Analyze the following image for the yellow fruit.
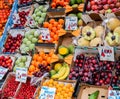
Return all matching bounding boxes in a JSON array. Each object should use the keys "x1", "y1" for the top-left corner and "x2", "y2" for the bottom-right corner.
[{"x1": 54, "y1": 63, "x2": 62, "y2": 71}]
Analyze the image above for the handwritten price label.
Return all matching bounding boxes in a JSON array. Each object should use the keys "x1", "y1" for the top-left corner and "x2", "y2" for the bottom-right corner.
[
  {"x1": 12, "y1": 13, "x2": 21, "y2": 24},
  {"x1": 39, "y1": 86, "x2": 56, "y2": 99},
  {"x1": 27, "y1": 16, "x2": 36, "y2": 27},
  {"x1": 65, "y1": 17, "x2": 77, "y2": 30},
  {"x1": 0, "y1": 67, "x2": 8, "y2": 80},
  {"x1": 98, "y1": 46, "x2": 114, "y2": 61},
  {"x1": 16, "y1": 67, "x2": 27, "y2": 83},
  {"x1": 40, "y1": 28, "x2": 50, "y2": 40}
]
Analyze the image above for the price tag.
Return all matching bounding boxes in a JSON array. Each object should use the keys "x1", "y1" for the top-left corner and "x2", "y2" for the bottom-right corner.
[
  {"x1": 12, "y1": 13, "x2": 21, "y2": 24},
  {"x1": 65, "y1": 17, "x2": 77, "y2": 30},
  {"x1": 98, "y1": 46, "x2": 114, "y2": 61},
  {"x1": 27, "y1": 16, "x2": 36, "y2": 27},
  {"x1": 108, "y1": 90, "x2": 120, "y2": 99},
  {"x1": 39, "y1": 86, "x2": 56, "y2": 99},
  {"x1": 40, "y1": 28, "x2": 50, "y2": 40},
  {"x1": 16, "y1": 67, "x2": 27, "y2": 83},
  {"x1": 0, "y1": 67, "x2": 8, "y2": 80}
]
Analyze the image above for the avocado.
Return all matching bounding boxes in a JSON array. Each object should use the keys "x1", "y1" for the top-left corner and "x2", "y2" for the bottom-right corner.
[
  {"x1": 72, "y1": 4, "x2": 79, "y2": 8},
  {"x1": 68, "y1": 14, "x2": 77, "y2": 17},
  {"x1": 77, "y1": 0, "x2": 82, "y2": 3},
  {"x1": 77, "y1": 12, "x2": 82, "y2": 19},
  {"x1": 70, "y1": 0, "x2": 76, "y2": 5},
  {"x1": 68, "y1": 45, "x2": 74, "y2": 54},
  {"x1": 89, "y1": 90, "x2": 99, "y2": 99}
]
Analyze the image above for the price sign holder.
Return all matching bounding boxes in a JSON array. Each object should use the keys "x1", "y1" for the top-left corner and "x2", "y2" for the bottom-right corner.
[
  {"x1": 39, "y1": 86, "x2": 56, "y2": 99},
  {"x1": 98, "y1": 46, "x2": 114, "y2": 61},
  {"x1": 0, "y1": 67, "x2": 8, "y2": 80},
  {"x1": 40, "y1": 28, "x2": 50, "y2": 40},
  {"x1": 65, "y1": 17, "x2": 77, "y2": 30},
  {"x1": 16, "y1": 67, "x2": 27, "y2": 83}
]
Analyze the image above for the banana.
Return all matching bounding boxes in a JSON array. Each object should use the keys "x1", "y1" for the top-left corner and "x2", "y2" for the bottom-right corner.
[
  {"x1": 58, "y1": 64, "x2": 70, "y2": 80},
  {"x1": 51, "y1": 66, "x2": 66, "y2": 79}
]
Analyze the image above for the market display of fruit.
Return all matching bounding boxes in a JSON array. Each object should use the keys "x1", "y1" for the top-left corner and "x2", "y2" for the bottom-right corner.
[
  {"x1": 1, "y1": 0, "x2": 120, "y2": 99},
  {"x1": 2, "y1": 76, "x2": 20, "y2": 98},
  {"x1": 0, "y1": 55, "x2": 14, "y2": 70},
  {"x1": 32, "y1": 5, "x2": 48, "y2": 26},
  {"x1": 3, "y1": 34, "x2": 23, "y2": 53},
  {"x1": 20, "y1": 29, "x2": 39, "y2": 53},
  {"x1": 15, "y1": 80, "x2": 36, "y2": 99},
  {"x1": 87, "y1": 0, "x2": 120, "y2": 14},
  {"x1": 36, "y1": 79, "x2": 74, "y2": 99}
]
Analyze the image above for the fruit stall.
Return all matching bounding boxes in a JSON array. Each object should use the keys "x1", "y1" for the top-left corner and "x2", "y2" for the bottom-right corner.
[{"x1": 1, "y1": 0, "x2": 120, "y2": 99}]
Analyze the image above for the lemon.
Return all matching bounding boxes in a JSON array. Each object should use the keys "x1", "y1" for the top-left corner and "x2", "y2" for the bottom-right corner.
[{"x1": 54, "y1": 63, "x2": 62, "y2": 72}]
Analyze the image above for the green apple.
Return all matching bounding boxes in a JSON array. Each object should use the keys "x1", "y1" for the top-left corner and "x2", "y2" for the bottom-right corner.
[
  {"x1": 38, "y1": 18, "x2": 44, "y2": 24},
  {"x1": 21, "y1": 56, "x2": 27, "y2": 62},
  {"x1": 35, "y1": 8, "x2": 39, "y2": 14},
  {"x1": 15, "y1": 59, "x2": 21, "y2": 65},
  {"x1": 24, "y1": 47, "x2": 29, "y2": 52},
  {"x1": 23, "y1": 38, "x2": 28, "y2": 44},
  {"x1": 28, "y1": 35, "x2": 34, "y2": 40},
  {"x1": 13, "y1": 66, "x2": 17, "y2": 72},
  {"x1": 77, "y1": 12, "x2": 82, "y2": 19},
  {"x1": 34, "y1": 31, "x2": 39, "y2": 37},
  {"x1": 29, "y1": 44, "x2": 35, "y2": 50},
  {"x1": 32, "y1": 38, "x2": 38, "y2": 43},
  {"x1": 20, "y1": 44, "x2": 26, "y2": 50},
  {"x1": 42, "y1": 8, "x2": 47, "y2": 12},
  {"x1": 41, "y1": 13, "x2": 46, "y2": 18},
  {"x1": 38, "y1": 6, "x2": 44, "y2": 10},
  {"x1": 35, "y1": 17, "x2": 40, "y2": 22},
  {"x1": 18, "y1": 62, "x2": 25, "y2": 67},
  {"x1": 26, "y1": 41, "x2": 31, "y2": 46},
  {"x1": 36, "y1": 11, "x2": 42, "y2": 16},
  {"x1": 30, "y1": 29, "x2": 36, "y2": 35},
  {"x1": 32, "y1": 14, "x2": 36, "y2": 19}
]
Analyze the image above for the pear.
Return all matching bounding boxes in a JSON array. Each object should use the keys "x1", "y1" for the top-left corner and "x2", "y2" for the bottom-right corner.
[
  {"x1": 90, "y1": 37, "x2": 102, "y2": 47},
  {"x1": 107, "y1": 18, "x2": 120, "y2": 31},
  {"x1": 94, "y1": 26, "x2": 104, "y2": 37},
  {"x1": 78, "y1": 37, "x2": 90, "y2": 46},
  {"x1": 114, "y1": 26, "x2": 120, "y2": 36}
]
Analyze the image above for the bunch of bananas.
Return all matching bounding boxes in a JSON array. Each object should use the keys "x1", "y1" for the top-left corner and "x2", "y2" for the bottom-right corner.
[{"x1": 51, "y1": 63, "x2": 70, "y2": 80}]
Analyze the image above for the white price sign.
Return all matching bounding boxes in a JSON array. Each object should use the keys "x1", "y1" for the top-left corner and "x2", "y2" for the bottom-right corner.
[
  {"x1": 65, "y1": 17, "x2": 77, "y2": 30},
  {"x1": 40, "y1": 28, "x2": 50, "y2": 40},
  {"x1": 98, "y1": 46, "x2": 114, "y2": 61},
  {"x1": 39, "y1": 86, "x2": 56, "y2": 99},
  {"x1": 0, "y1": 67, "x2": 8, "y2": 80},
  {"x1": 16, "y1": 67, "x2": 27, "y2": 83},
  {"x1": 12, "y1": 13, "x2": 21, "y2": 24},
  {"x1": 27, "y1": 16, "x2": 36, "y2": 27}
]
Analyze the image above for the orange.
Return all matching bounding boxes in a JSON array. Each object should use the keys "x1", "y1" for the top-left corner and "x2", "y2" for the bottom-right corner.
[
  {"x1": 33, "y1": 54, "x2": 38, "y2": 60},
  {"x1": 31, "y1": 60, "x2": 36, "y2": 66},
  {"x1": 58, "y1": 19, "x2": 64, "y2": 25},
  {"x1": 49, "y1": 50, "x2": 54, "y2": 57},
  {"x1": 57, "y1": 24, "x2": 62, "y2": 30},
  {"x1": 29, "y1": 65, "x2": 35, "y2": 72},
  {"x1": 66, "y1": 83, "x2": 72, "y2": 88},
  {"x1": 53, "y1": 35, "x2": 58, "y2": 41},
  {"x1": 49, "y1": 19, "x2": 55, "y2": 24},
  {"x1": 50, "y1": 32, "x2": 54, "y2": 38},
  {"x1": 48, "y1": 24, "x2": 53, "y2": 30},
  {"x1": 47, "y1": 57, "x2": 51, "y2": 64},
  {"x1": 48, "y1": 38, "x2": 53, "y2": 43},
  {"x1": 43, "y1": 22, "x2": 49, "y2": 28},
  {"x1": 42, "y1": 61, "x2": 47, "y2": 66},
  {"x1": 37, "y1": 56, "x2": 43, "y2": 62},
  {"x1": 39, "y1": 51, "x2": 45, "y2": 57},
  {"x1": 34, "y1": 61, "x2": 40, "y2": 67},
  {"x1": 52, "y1": 27, "x2": 57, "y2": 32},
  {"x1": 53, "y1": 22, "x2": 58, "y2": 27}
]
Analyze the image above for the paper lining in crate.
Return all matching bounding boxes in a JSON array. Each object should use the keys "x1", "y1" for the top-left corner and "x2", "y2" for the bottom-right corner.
[
  {"x1": 2, "y1": 29, "x2": 25, "y2": 54},
  {"x1": 77, "y1": 83, "x2": 108, "y2": 99},
  {"x1": 1, "y1": 72, "x2": 20, "y2": 98},
  {"x1": 0, "y1": 54, "x2": 16, "y2": 71},
  {"x1": 34, "y1": 77, "x2": 76, "y2": 99}
]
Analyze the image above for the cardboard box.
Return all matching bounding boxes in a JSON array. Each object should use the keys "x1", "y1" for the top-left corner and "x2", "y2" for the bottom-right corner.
[{"x1": 77, "y1": 84, "x2": 108, "y2": 99}]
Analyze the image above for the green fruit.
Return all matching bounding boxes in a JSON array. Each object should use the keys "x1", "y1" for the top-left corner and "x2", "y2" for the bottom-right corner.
[
  {"x1": 76, "y1": 0, "x2": 82, "y2": 3},
  {"x1": 32, "y1": 14, "x2": 36, "y2": 19},
  {"x1": 54, "y1": 63, "x2": 62, "y2": 72},
  {"x1": 24, "y1": 47, "x2": 29, "y2": 52},
  {"x1": 30, "y1": 30, "x2": 35, "y2": 35},
  {"x1": 78, "y1": 19, "x2": 83, "y2": 26},
  {"x1": 41, "y1": 13, "x2": 46, "y2": 18},
  {"x1": 29, "y1": 44, "x2": 35, "y2": 50},
  {"x1": 68, "y1": 45, "x2": 74, "y2": 54},
  {"x1": 15, "y1": 59, "x2": 21, "y2": 65},
  {"x1": 35, "y1": 8, "x2": 39, "y2": 13},
  {"x1": 32, "y1": 38, "x2": 38, "y2": 43},
  {"x1": 23, "y1": 38, "x2": 28, "y2": 44},
  {"x1": 13, "y1": 66, "x2": 17, "y2": 72},
  {"x1": 38, "y1": 18, "x2": 44, "y2": 24},
  {"x1": 68, "y1": 14, "x2": 77, "y2": 17},
  {"x1": 38, "y1": 6, "x2": 44, "y2": 10},
  {"x1": 72, "y1": 4, "x2": 78, "y2": 8},
  {"x1": 21, "y1": 56, "x2": 27, "y2": 62},
  {"x1": 77, "y1": 12, "x2": 82, "y2": 19},
  {"x1": 28, "y1": 35, "x2": 34, "y2": 40},
  {"x1": 70, "y1": 0, "x2": 76, "y2": 5},
  {"x1": 20, "y1": 44, "x2": 26, "y2": 49},
  {"x1": 35, "y1": 17, "x2": 40, "y2": 22},
  {"x1": 18, "y1": 62, "x2": 25, "y2": 67},
  {"x1": 34, "y1": 31, "x2": 39, "y2": 37},
  {"x1": 26, "y1": 41, "x2": 31, "y2": 46},
  {"x1": 58, "y1": 54, "x2": 64, "y2": 59},
  {"x1": 89, "y1": 90, "x2": 99, "y2": 99},
  {"x1": 50, "y1": 70, "x2": 56, "y2": 77},
  {"x1": 58, "y1": 46, "x2": 69, "y2": 56},
  {"x1": 42, "y1": 8, "x2": 47, "y2": 12},
  {"x1": 36, "y1": 11, "x2": 42, "y2": 16}
]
